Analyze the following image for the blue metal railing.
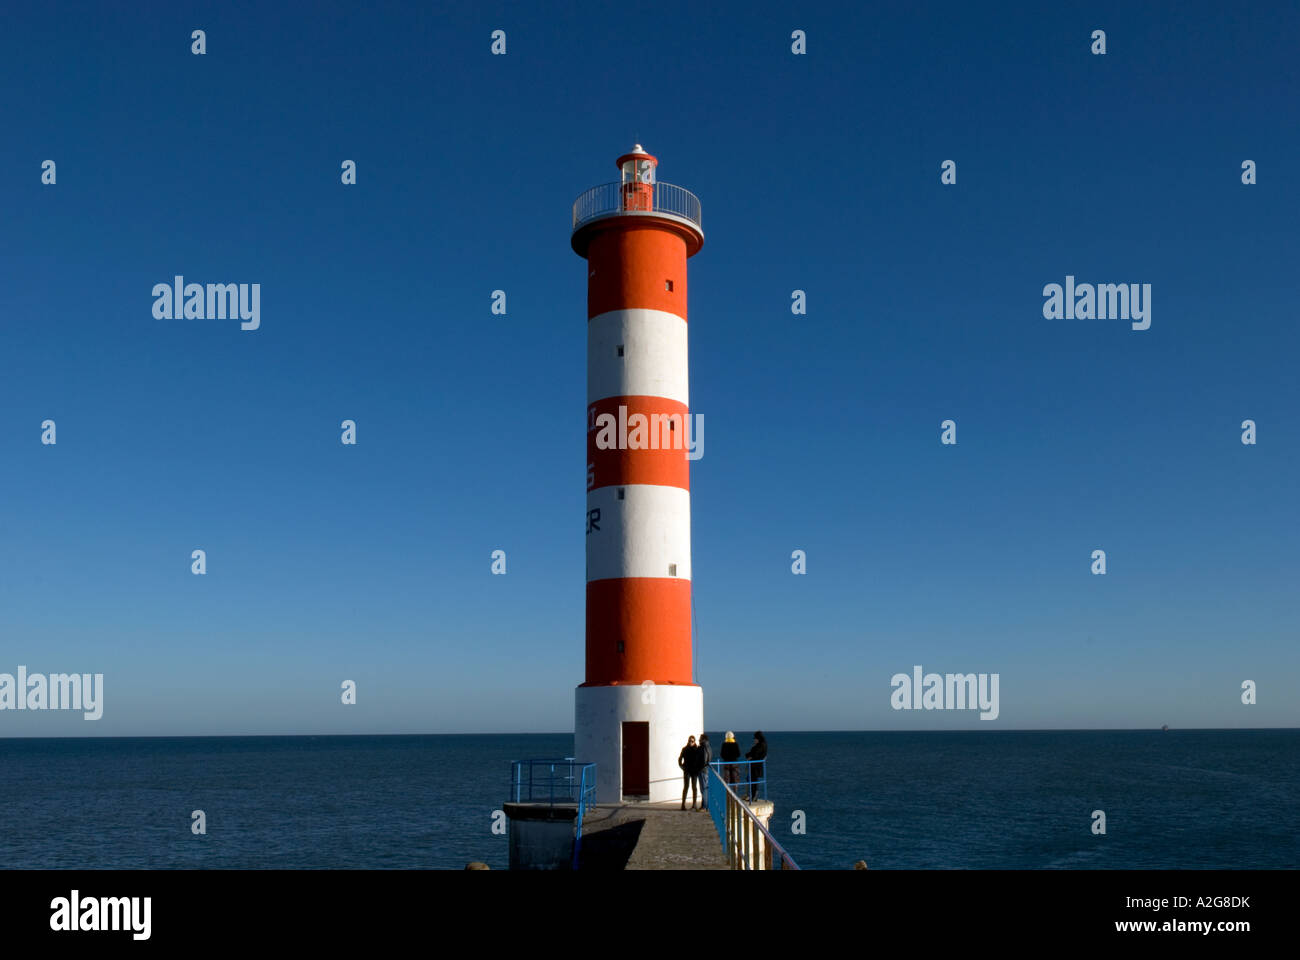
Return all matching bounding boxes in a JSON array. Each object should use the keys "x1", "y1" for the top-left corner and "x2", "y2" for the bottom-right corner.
[
  {"x1": 509, "y1": 759, "x2": 597, "y2": 869},
  {"x1": 710, "y1": 759, "x2": 767, "y2": 802},
  {"x1": 706, "y1": 766, "x2": 727, "y2": 854},
  {"x1": 706, "y1": 761, "x2": 799, "y2": 870}
]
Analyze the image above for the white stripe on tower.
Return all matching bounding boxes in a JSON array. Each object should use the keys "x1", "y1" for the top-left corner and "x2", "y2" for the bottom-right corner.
[
  {"x1": 588, "y1": 308, "x2": 689, "y2": 406},
  {"x1": 585, "y1": 485, "x2": 692, "y2": 582}
]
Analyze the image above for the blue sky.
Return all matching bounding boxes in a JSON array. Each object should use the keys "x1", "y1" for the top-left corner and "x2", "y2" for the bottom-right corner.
[{"x1": 1, "y1": 1, "x2": 1296, "y2": 735}]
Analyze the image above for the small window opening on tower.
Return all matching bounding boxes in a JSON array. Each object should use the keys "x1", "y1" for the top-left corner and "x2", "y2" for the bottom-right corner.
[
  {"x1": 617, "y1": 641, "x2": 625, "y2": 653},
  {"x1": 668, "y1": 563, "x2": 678, "y2": 577},
  {"x1": 616, "y1": 344, "x2": 624, "y2": 357},
  {"x1": 617, "y1": 487, "x2": 625, "y2": 500},
  {"x1": 665, "y1": 279, "x2": 674, "y2": 292}
]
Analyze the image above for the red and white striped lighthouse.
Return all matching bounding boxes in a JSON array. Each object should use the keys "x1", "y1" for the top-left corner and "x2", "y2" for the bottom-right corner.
[{"x1": 572, "y1": 145, "x2": 704, "y2": 804}]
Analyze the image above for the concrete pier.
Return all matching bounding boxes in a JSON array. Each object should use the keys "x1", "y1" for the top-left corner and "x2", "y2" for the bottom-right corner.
[{"x1": 575, "y1": 802, "x2": 728, "y2": 870}]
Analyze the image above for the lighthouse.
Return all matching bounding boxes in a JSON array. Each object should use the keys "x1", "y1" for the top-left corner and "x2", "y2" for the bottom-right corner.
[{"x1": 572, "y1": 146, "x2": 704, "y2": 804}]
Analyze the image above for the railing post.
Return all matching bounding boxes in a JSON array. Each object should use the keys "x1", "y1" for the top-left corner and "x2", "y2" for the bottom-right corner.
[
  {"x1": 740, "y1": 812, "x2": 746, "y2": 870},
  {"x1": 724, "y1": 794, "x2": 731, "y2": 867},
  {"x1": 740, "y1": 812, "x2": 747, "y2": 870},
  {"x1": 728, "y1": 794, "x2": 737, "y2": 868},
  {"x1": 733, "y1": 790, "x2": 743, "y2": 868},
  {"x1": 736, "y1": 789, "x2": 744, "y2": 867},
  {"x1": 735, "y1": 798, "x2": 743, "y2": 869},
  {"x1": 728, "y1": 796, "x2": 736, "y2": 869},
  {"x1": 745, "y1": 811, "x2": 753, "y2": 870}
]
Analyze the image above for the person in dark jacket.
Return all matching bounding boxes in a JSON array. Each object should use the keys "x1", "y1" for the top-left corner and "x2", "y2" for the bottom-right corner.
[
  {"x1": 698, "y1": 734, "x2": 713, "y2": 810},
  {"x1": 678, "y1": 736, "x2": 705, "y2": 810},
  {"x1": 745, "y1": 731, "x2": 768, "y2": 800},
  {"x1": 720, "y1": 731, "x2": 742, "y2": 787}
]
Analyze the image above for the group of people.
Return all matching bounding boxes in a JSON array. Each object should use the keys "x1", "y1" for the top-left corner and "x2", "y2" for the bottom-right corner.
[{"x1": 677, "y1": 731, "x2": 768, "y2": 810}]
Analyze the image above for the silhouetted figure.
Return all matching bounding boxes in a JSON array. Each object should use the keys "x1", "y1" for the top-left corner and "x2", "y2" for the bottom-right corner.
[
  {"x1": 698, "y1": 733, "x2": 713, "y2": 810},
  {"x1": 745, "y1": 731, "x2": 768, "y2": 800},
  {"x1": 678, "y1": 736, "x2": 705, "y2": 810},
  {"x1": 720, "y1": 731, "x2": 741, "y2": 788}
]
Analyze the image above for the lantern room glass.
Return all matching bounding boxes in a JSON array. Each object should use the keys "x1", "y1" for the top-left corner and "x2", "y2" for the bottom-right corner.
[{"x1": 622, "y1": 158, "x2": 654, "y2": 185}]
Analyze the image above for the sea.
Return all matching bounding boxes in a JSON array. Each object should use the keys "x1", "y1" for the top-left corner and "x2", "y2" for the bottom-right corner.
[{"x1": 1, "y1": 730, "x2": 1295, "y2": 870}]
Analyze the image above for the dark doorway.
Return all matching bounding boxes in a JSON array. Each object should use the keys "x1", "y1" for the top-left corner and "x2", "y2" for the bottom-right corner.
[{"x1": 621, "y1": 721, "x2": 649, "y2": 797}]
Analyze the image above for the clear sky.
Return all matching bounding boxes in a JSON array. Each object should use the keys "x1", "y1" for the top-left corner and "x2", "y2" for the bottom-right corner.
[{"x1": 2, "y1": 1, "x2": 1296, "y2": 735}]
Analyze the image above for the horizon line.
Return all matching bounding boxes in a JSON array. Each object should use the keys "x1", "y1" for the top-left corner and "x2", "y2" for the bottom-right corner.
[{"x1": 1, "y1": 726, "x2": 1296, "y2": 741}]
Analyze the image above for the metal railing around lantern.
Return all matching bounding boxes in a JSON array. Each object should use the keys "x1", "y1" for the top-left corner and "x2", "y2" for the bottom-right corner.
[{"x1": 571, "y1": 181, "x2": 703, "y2": 234}]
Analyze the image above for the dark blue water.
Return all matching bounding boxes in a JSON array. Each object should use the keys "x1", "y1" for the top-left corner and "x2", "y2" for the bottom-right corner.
[{"x1": 1, "y1": 731, "x2": 1295, "y2": 869}]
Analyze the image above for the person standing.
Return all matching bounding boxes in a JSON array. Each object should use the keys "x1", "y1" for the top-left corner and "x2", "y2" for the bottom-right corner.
[
  {"x1": 720, "y1": 731, "x2": 741, "y2": 789},
  {"x1": 698, "y1": 733, "x2": 713, "y2": 810},
  {"x1": 745, "y1": 731, "x2": 768, "y2": 801},
  {"x1": 678, "y1": 735, "x2": 704, "y2": 810}
]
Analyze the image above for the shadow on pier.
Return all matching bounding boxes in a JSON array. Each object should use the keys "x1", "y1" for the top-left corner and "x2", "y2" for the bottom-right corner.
[{"x1": 576, "y1": 803, "x2": 728, "y2": 871}]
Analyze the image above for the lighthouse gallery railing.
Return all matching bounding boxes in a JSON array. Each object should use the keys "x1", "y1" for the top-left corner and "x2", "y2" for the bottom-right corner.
[{"x1": 571, "y1": 181, "x2": 702, "y2": 233}]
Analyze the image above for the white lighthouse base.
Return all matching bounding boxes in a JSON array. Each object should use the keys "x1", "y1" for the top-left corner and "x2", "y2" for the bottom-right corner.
[{"x1": 574, "y1": 684, "x2": 704, "y2": 805}]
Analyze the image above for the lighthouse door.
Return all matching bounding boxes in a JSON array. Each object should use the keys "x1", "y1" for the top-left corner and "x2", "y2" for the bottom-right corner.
[{"x1": 621, "y1": 722, "x2": 650, "y2": 798}]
